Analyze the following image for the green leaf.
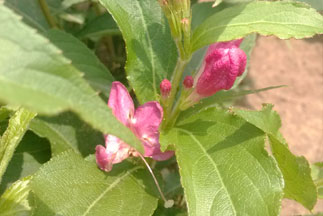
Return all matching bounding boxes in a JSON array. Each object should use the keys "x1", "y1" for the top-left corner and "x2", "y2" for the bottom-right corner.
[
  {"x1": 46, "y1": 29, "x2": 115, "y2": 98},
  {"x1": 164, "y1": 108, "x2": 283, "y2": 215},
  {"x1": 0, "y1": 176, "x2": 32, "y2": 216},
  {"x1": 191, "y1": 2, "x2": 232, "y2": 30},
  {"x1": 234, "y1": 104, "x2": 317, "y2": 210},
  {"x1": 29, "y1": 112, "x2": 103, "y2": 156},
  {"x1": 269, "y1": 136, "x2": 317, "y2": 209},
  {"x1": 192, "y1": 1, "x2": 323, "y2": 51},
  {"x1": 232, "y1": 33, "x2": 256, "y2": 88},
  {"x1": 4, "y1": 0, "x2": 49, "y2": 31},
  {"x1": 178, "y1": 86, "x2": 284, "y2": 123},
  {"x1": 0, "y1": 106, "x2": 11, "y2": 123},
  {"x1": 0, "y1": 131, "x2": 51, "y2": 194},
  {"x1": 77, "y1": 13, "x2": 120, "y2": 39},
  {"x1": 0, "y1": 5, "x2": 143, "y2": 153},
  {"x1": 31, "y1": 151, "x2": 158, "y2": 216},
  {"x1": 311, "y1": 162, "x2": 323, "y2": 199},
  {"x1": 99, "y1": 0, "x2": 178, "y2": 103},
  {"x1": 0, "y1": 108, "x2": 36, "y2": 183}
]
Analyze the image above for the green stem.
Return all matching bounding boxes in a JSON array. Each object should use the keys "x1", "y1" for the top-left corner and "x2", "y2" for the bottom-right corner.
[
  {"x1": 162, "y1": 57, "x2": 188, "y2": 129},
  {"x1": 38, "y1": 0, "x2": 58, "y2": 28},
  {"x1": 0, "y1": 108, "x2": 36, "y2": 183}
]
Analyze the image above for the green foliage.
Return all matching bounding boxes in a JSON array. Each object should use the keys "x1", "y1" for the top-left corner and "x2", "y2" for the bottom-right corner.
[
  {"x1": 0, "y1": 108, "x2": 37, "y2": 183},
  {"x1": 234, "y1": 105, "x2": 317, "y2": 210},
  {"x1": 177, "y1": 86, "x2": 284, "y2": 125},
  {"x1": 0, "y1": 5, "x2": 143, "y2": 153},
  {"x1": 0, "y1": 131, "x2": 51, "y2": 194},
  {"x1": 29, "y1": 112, "x2": 103, "y2": 156},
  {"x1": 46, "y1": 29, "x2": 115, "y2": 99},
  {"x1": 0, "y1": 176, "x2": 32, "y2": 216},
  {"x1": 99, "y1": 0, "x2": 178, "y2": 103},
  {"x1": 31, "y1": 151, "x2": 158, "y2": 216},
  {"x1": 0, "y1": 0, "x2": 321, "y2": 214},
  {"x1": 192, "y1": 1, "x2": 323, "y2": 51},
  {"x1": 4, "y1": 0, "x2": 50, "y2": 31},
  {"x1": 232, "y1": 33, "x2": 256, "y2": 88},
  {"x1": 162, "y1": 108, "x2": 283, "y2": 215},
  {"x1": 311, "y1": 162, "x2": 323, "y2": 199},
  {"x1": 77, "y1": 13, "x2": 120, "y2": 39}
]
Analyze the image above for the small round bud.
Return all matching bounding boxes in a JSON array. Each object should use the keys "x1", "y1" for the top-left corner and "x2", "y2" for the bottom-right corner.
[
  {"x1": 160, "y1": 79, "x2": 172, "y2": 97},
  {"x1": 183, "y1": 75, "x2": 194, "y2": 89}
]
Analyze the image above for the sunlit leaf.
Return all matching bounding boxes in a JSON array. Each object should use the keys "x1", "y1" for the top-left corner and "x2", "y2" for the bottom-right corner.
[
  {"x1": 99, "y1": 0, "x2": 178, "y2": 103},
  {"x1": 192, "y1": 1, "x2": 323, "y2": 51},
  {"x1": 163, "y1": 108, "x2": 283, "y2": 215},
  {"x1": 31, "y1": 151, "x2": 158, "y2": 216},
  {"x1": 234, "y1": 104, "x2": 317, "y2": 210},
  {"x1": 0, "y1": 5, "x2": 143, "y2": 153}
]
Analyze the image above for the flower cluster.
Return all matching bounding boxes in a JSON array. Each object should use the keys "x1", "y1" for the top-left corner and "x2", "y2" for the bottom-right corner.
[{"x1": 96, "y1": 39, "x2": 246, "y2": 172}]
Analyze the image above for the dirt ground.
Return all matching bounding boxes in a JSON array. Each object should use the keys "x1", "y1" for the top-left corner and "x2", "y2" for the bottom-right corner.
[{"x1": 242, "y1": 35, "x2": 323, "y2": 215}]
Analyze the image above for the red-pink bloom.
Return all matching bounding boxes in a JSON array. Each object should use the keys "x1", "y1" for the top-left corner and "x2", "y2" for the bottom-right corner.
[
  {"x1": 96, "y1": 82, "x2": 174, "y2": 172},
  {"x1": 195, "y1": 39, "x2": 246, "y2": 97}
]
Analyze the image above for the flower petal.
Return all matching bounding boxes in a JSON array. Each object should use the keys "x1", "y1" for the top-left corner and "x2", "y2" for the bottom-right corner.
[
  {"x1": 108, "y1": 81, "x2": 135, "y2": 126},
  {"x1": 95, "y1": 135, "x2": 131, "y2": 172},
  {"x1": 105, "y1": 135, "x2": 131, "y2": 164},
  {"x1": 131, "y1": 102, "x2": 164, "y2": 157},
  {"x1": 132, "y1": 101, "x2": 163, "y2": 142},
  {"x1": 95, "y1": 145, "x2": 113, "y2": 172}
]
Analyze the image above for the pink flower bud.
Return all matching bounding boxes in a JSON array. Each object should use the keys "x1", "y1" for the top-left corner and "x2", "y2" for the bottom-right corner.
[
  {"x1": 195, "y1": 39, "x2": 247, "y2": 97},
  {"x1": 160, "y1": 79, "x2": 172, "y2": 97},
  {"x1": 183, "y1": 75, "x2": 193, "y2": 89}
]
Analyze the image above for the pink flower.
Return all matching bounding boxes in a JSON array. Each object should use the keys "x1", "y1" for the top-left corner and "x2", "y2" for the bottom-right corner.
[
  {"x1": 195, "y1": 39, "x2": 247, "y2": 97},
  {"x1": 96, "y1": 82, "x2": 174, "y2": 172}
]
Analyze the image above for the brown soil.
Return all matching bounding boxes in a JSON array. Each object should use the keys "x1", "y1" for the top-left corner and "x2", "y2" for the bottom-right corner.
[{"x1": 242, "y1": 35, "x2": 323, "y2": 215}]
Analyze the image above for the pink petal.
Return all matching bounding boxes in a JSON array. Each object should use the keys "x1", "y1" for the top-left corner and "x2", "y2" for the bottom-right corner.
[
  {"x1": 95, "y1": 145, "x2": 113, "y2": 172},
  {"x1": 95, "y1": 135, "x2": 131, "y2": 172},
  {"x1": 108, "y1": 81, "x2": 135, "y2": 126},
  {"x1": 105, "y1": 135, "x2": 131, "y2": 164},
  {"x1": 130, "y1": 102, "x2": 164, "y2": 157},
  {"x1": 131, "y1": 102, "x2": 163, "y2": 141}
]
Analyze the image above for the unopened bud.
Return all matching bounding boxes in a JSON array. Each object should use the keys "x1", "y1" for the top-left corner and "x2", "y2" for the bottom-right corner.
[
  {"x1": 194, "y1": 39, "x2": 246, "y2": 97},
  {"x1": 183, "y1": 75, "x2": 193, "y2": 89},
  {"x1": 160, "y1": 79, "x2": 172, "y2": 97}
]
